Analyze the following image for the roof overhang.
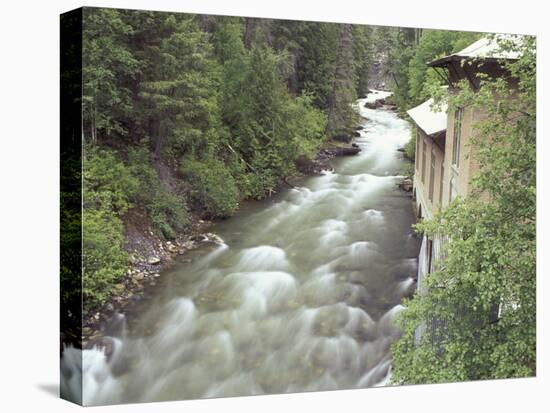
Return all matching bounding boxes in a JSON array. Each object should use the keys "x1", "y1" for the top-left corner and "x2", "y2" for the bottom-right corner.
[
  {"x1": 428, "y1": 55, "x2": 515, "y2": 68},
  {"x1": 407, "y1": 98, "x2": 448, "y2": 137},
  {"x1": 428, "y1": 35, "x2": 522, "y2": 68}
]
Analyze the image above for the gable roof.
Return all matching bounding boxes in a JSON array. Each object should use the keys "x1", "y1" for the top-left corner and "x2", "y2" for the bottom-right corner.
[
  {"x1": 429, "y1": 34, "x2": 523, "y2": 68},
  {"x1": 407, "y1": 98, "x2": 447, "y2": 136}
]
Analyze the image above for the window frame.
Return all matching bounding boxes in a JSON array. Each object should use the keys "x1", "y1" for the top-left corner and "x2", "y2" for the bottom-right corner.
[
  {"x1": 452, "y1": 107, "x2": 463, "y2": 168},
  {"x1": 428, "y1": 147, "x2": 435, "y2": 202}
]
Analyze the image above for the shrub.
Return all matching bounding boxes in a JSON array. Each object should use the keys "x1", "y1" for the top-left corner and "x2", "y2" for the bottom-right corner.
[
  {"x1": 128, "y1": 147, "x2": 190, "y2": 239},
  {"x1": 82, "y1": 208, "x2": 128, "y2": 313},
  {"x1": 180, "y1": 156, "x2": 239, "y2": 218},
  {"x1": 82, "y1": 147, "x2": 136, "y2": 311},
  {"x1": 150, "y1": 188, "x2": 190, "y2": 240},
  {"x1": 83, "y1": 147, "x2": 139, "y2": 213},
  {"x1": 404, "y1": 124, "x2": 416, "y2": 161}
]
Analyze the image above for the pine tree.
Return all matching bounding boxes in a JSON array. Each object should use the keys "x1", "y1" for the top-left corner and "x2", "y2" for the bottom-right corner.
[
  {"x1": 327, "y1": 24, "x2": 357, "y2": 138},
  {"x1": 82, "y1": 8, "x2": 140, "y2": 144},
  {"x1": 353, "y1": 25, "x2": 374, "y2": 98},
  {"x1": 138, "y1": 15, "x2": 219, "y2": 158}
]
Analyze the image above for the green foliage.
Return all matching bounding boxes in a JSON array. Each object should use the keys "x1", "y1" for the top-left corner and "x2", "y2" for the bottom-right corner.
[
  {"x1": 149, "y1": 189, "x2": 190, "y2": 240},
  {"x1": 220, "y1": 44, "x2": 327, "y2": 198},
  {"x1": 404, "y1": 124, "x2": 416, "y2": 161},
  {"x1": 284, "y1": 94, "x2": 328, "y2": 158},
  {"x1": 82, "y1": 208, "x2": 128, "y2": 313},
  {"x1": 352, "y1": 25, "x2": 374, "y2": 98},
  {"x1": 271, "y1": 21, "x2": 340, "y2": 109},
  {"x1": 82, "y1": 8, "x2": 140, "y2": 143},
  {"x1": 139, "y1": 16, "x2": 221, "y2": 157},
  {"x1": 127, "y1": 147, "x2": 190, "y2": 239},
  {"x1": 180, "y1": 156, "x2": 239, "y2": 218},
  {"x1": 385, "y1": 29, "x2": 480, "y2": 110},
  {"x1": 327, "y1": 24, "x2": 358, "y2": 137},
  {"x1": 83, "y1": 147, "x2": 139, "y2": 213},
  {"x1": 407, "y1": 30, "x2": 480, "y2": 105},
  {"x1": 82, "y1": 147, "x2": 136, "y2": 311},
  {"x1": 392, "y1": 36, "x2": 536, "y2": 383}
]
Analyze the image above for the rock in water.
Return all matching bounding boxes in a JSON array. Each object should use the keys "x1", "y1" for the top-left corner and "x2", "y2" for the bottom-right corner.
[
  {"x1": 147, "y1": 256, "x2": 161, "y2": 265},
  {"x1": 364, "y1": 100, "x2": 383, "y2": 109},
  {"x1": 190, "y1": 234, "x2": 208, "y2": 242},
  {"x1": 399, "y1": 178, "x2": 413, "y2": 192},
  {"x1": 206, "y1": 233, "x2": 224, "y2": 245},
  {"x1": 335, "y1": 147, "x2": 361, "y2": 156}
]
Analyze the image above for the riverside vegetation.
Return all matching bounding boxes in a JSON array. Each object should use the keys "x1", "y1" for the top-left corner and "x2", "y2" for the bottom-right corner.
[{"x1": 387, "y1": 35, "x2": 536, "y2": 381}]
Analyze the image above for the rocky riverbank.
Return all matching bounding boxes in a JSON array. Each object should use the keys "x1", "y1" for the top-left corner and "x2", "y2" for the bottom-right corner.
[{"x1": 82, "y1": 211, "x2": 223, "y2": 348}]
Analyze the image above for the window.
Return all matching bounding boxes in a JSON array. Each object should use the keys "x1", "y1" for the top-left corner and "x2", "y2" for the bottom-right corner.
[
  {"x1": 439, "y1": 162, "x2": 444, "y2": 205},
  {"x1": 427, "y1": 239, "x2": 434, "y2": 273},
  {"x1": 421, "y1": 137, "x2": 427, "y2": 183},
  {"x1": 428, "y1": 148, "x2": 435, "y2": 201},
  {"x1": 452, "y1": 108, "x2": 463, "y2": 167}
]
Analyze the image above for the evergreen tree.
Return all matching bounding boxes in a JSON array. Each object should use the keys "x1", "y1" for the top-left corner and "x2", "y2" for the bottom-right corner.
[
  {"x1": 353, "y1": 25, "x2": 374, "y2": 98},
  {"x1": 138, "y1": 15, "x2": 219, "y2": 158},
  {"x1": 82, "y1": 8, "x2": 140, "y2": 144},
  {"x1": 327, "y1": 24, "x2": 357, "y2": 138}
]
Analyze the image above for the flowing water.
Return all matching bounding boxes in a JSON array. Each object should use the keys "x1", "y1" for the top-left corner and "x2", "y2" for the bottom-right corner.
[{"x1": 61, "y1": 91, "x2": 420, "y2": 405}]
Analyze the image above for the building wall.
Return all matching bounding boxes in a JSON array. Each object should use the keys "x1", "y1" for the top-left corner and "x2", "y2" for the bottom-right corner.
[
  {"x1": 413, "y1": 128, "x2": 446, "y2": 220},
  {"x1": 441, "y1": 104, "x2": 484, "y2": 208}
]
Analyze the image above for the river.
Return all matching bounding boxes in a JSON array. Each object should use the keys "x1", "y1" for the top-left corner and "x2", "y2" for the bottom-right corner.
[{"x1": 61, "y1": 90, "x2": 420, "y2": 405}]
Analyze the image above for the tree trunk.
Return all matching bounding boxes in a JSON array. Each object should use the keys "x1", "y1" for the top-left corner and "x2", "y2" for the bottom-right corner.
[
  {"x1": 90, "y1": 101, "x2": 97, "y2": 145},
  {"x1": 150, "y1": 118, "x2": 162, "y2": 158},
  {"x1": 244, "y1": 18, "x2": 257, "y2": 49}
]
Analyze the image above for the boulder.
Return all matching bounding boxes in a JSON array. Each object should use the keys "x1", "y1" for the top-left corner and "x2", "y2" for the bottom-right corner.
[
  {"x1": 190, "y1": 233, "x2": 224, "y2": 245},
  {"x1": 364, "y1": 100, "x2": 383, "y2": 109},
  {"x1": 334, "y1": 147, "x2": 361, "y2": 156},
  {"x1": 190, "y1": 234, "x2": 208, "y2": 242},
  {"x1": 181, "y1": 240, "x2": 196, "y2": 249},
  {"x1": 147, "y1": 256, "x2": 161, "y2": 265},
  {"x1": 399, "y1": 178, "x2": 413, "y2": 192},
  {"x1": 205, "y1": 233, "x2": 225, "y2": 245}
]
